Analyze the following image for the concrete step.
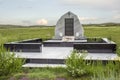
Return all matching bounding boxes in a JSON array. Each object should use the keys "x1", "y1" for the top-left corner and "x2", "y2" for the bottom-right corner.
[
  {"x1": 26, "y1": 58, "x2": 65, "y2": 64},
  {"x1": 22, "y1": 63, "x2": 66, "y2": 68}
]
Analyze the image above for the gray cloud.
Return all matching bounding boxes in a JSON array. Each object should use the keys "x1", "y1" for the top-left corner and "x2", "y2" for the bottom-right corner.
[
  {"x1": 61, "y1": 0, "x2": 120, "y2": 10},
  {"x1": 0, "y1": 0, "x2": 4, "y2": 4},
  {"x1": 21, "y1": 20, "x2": 32, "y2": 26},
  {"x1": 79, "y1": 16, "x2": 98, "y2": 21},
  {"x1": 26, "y1": 0, "x2": 38, "y2": 2}
]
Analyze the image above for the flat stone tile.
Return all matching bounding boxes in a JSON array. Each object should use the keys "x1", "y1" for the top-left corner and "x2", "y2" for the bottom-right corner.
[
  {"x1": 15, "y1": 47, "x2": 118, "y2": 60},
  {"x1": 22, "y1": 63, "x2": 66, "y2": 67},
  {"x1": 85, "y1": 53, "x2": 118, "y2": 60},
  {"x1": 15, "y1": 47, "x2": 73, "y2": 59},
  {"x1": 44, "y1": 39, "x2": 87, "y2": 42}
]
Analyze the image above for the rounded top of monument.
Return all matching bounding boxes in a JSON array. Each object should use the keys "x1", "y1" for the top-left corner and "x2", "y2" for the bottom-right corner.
[{"x1": 62, "y1": 11, "x2": 78, "y2": 18}]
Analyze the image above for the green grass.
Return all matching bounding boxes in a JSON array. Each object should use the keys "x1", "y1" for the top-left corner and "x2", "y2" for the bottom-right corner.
[
  {"x1": 0, "y1": 26, "x2": 120, "y2": 47},
  {"x1": 84, "y1": 26, "x2": 120, "y2": 46},
  {"x1": 0, "y1": 26, "x2": 120, "y2": 80},
  {"x1": 0, "y1": 26, "x2": 120, "y2": 54},
  {"x1": 0, "y1": 27, "x2": 54, "y2": 43},
  {"x1": 11, "y1": 67, "x2": 91, "y2": 80}
]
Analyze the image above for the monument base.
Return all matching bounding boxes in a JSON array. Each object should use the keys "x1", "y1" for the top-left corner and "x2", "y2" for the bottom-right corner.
[
  {"x1": 62, "y1": 36, "x2": 75, "y2": 42},
  {"x1": 43, "y1": 39, "x2": 87, "y2": 47}
]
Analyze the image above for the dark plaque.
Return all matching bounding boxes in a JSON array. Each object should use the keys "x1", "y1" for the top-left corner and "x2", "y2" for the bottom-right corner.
[{"x1": 65, "y1": 18, "x2": 74, "y2": 36}]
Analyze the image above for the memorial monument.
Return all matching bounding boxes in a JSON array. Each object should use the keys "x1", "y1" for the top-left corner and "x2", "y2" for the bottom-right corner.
[
  {"x1": 4, "y1": 11, "x2": 117, "y2": 67},
  {"x1": 54, "y1": 11, "x2": 85, "y2": 40}
]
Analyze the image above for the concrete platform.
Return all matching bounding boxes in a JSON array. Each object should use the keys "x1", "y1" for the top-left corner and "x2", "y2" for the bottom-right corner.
[
  {"x1": 15, "y1": 47, "x2": 118, "y2": 60},
  {"x1": 15, "y1": 47, "x2": 72, "y2": 59},
  {"x1": 13, "y1": 46, "x2": 119, "y2": 67},
  {"x1": 44, "y1": 39, "x2": 87, "y2": 42}
]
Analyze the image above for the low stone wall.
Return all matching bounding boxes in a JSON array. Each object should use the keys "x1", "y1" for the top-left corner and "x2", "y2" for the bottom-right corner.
[
  {"x1": 26, "y1": 59, "x2": 65, "y2": 64},
  {"x1": 4, "y1": 38, "x2": 117, "y2": 53},
  {"x1": 74, "y1": 43, "x2": 116, "y2": 53},
  {"x1": 18, "y1": 38, "x2": 42, "y2": 43},
  {"x1": 4, "y1": 39, "x2": 42, "y2": 52},
  {"x1": 43, "y1": 41, "x2": 74, "y2": 47}
]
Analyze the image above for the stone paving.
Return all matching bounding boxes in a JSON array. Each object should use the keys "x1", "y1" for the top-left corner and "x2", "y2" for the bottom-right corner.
[{"x1": 15, "y1": 46, "x2": 118, "y2": 60}]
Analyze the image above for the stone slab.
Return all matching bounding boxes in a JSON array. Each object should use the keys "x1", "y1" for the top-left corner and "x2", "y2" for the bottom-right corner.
[
  {"x1": 22, "y1": 63, "x2": 66, "y2": 68},
  {"x1": 44, "y1": 39, "x2": 87, "y2": 42},
  {"x1": 15, "y1": 47, "x2": 118, "y2": 61}
]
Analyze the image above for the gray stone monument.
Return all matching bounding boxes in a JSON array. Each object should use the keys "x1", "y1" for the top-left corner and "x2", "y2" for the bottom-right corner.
[{"x1": 54, "y1": 11, "x2": 84, "y2": 40}]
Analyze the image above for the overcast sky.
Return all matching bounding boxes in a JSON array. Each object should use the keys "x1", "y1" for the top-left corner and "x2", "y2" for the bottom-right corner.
[{"x1": 0, "y1": 0, "x2": 120, "y2": 25}]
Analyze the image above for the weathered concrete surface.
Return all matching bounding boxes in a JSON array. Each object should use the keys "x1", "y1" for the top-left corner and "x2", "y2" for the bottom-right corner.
[
  {"x1": 54, "y1": 11, "x2": 84, "y2": 39},
  {"x1": 15, "y1": 47, "x2": 117, "y2": 60}
]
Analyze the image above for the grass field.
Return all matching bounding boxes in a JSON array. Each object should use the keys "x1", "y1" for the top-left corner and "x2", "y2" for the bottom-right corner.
[
  {"x1": 0, "y1": 26, "x2": 120, "y2": 80},
  {"x1": 0, "y1": 27, "x2": 54, "y2": 44},
  {"x1": 0, "y1": 26, "x2": 120, "y2": 46},
  {"x1": 84, "y1": 26, "x2": 120, "y2": 46}
]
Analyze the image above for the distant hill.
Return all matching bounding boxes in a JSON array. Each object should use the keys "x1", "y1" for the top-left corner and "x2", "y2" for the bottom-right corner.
[
  {"x1": 0, "y1": 24, "x2": 55, "y2": 28},
  {"x1": 0, "y1": 25, "x2": 25, "y2": 28},
  {"x1": 83, "y1": 22, "x2": 120, "y2": 27},
  {"x1": 0, "y1": 22, "x2": 120, "y2": 28}
]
